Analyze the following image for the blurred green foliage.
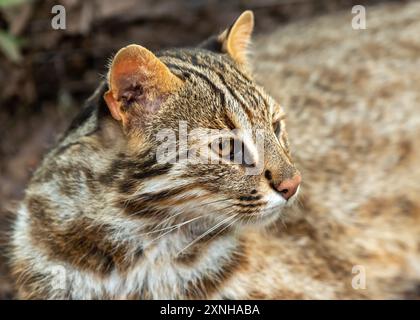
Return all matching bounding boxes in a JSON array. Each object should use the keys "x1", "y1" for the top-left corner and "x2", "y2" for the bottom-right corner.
[
  {"x1": 0, "y1": 30, "x2": 22, "y2": 62},
  {"x1": 0, "y1": 0, "x2": 32, "y2": 62},
  {"x1": 0, "y1": 0, "x2": 30, "y2": 8}
]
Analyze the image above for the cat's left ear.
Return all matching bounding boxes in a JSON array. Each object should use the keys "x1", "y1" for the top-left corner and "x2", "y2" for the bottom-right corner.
[
  {"x1": 202, "y1": 11, "x2": 254, "y2": 66},
  {"x1": 103, "y1": 44, "x2": 183, "y2": 128}
]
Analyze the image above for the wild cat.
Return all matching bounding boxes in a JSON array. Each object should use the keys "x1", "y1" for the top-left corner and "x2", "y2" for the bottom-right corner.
[
  {"x1": 11, "y1": 11, "x2": 304, "y2": 299},
  {"x1": 11, "y1": 3, "x2": 420, "y2": 299}
]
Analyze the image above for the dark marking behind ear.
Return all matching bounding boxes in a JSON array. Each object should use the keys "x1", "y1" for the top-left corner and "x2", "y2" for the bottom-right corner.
[{"x1": 199, "y1": 35, "x2": 224, "y2": 52}]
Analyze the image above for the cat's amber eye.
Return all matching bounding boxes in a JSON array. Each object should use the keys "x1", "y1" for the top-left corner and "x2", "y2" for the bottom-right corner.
[
  {"x1": 210, "y1": 138, "x2": 235, "y2": 160},
  {"x1": 209, "y1": 137, "x2": 255, "y2": 167},
  {"x1": 218, "y1": 139, "x2": 233, "y2": 158}
]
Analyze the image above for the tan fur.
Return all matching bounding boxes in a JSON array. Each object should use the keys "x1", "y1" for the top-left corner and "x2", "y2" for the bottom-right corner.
[
  {"x1": 219, "y1": 10, "x2": 254, "y2": 65},
  {"x1": 10, "y1": 3, "x2": 420, "y2": 299},
  {"x1": 104, "y1": 44, "x2": 183, "y2": 127}
]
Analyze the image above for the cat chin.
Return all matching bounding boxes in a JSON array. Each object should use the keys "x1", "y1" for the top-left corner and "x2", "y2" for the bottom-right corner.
[
  {"x1": 265, "y1": 185, "x2": 300, "y2": 208},
  {"x1": 264, "y1": 191, "x2": 287, "y2": 209}
]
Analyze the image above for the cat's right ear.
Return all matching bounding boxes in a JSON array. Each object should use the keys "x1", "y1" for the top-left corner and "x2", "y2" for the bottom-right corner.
[
  {"x1": 104, "y1": 44, "x2": 183, "y2": 128},
  {"x1": 200, "y1": 11, "x2": 254, "y2": 66}
]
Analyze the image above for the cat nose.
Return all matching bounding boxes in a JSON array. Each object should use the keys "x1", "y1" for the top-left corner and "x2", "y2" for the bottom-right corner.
[{"x1": 275, "y1": 174, "x2": 301, "y2": 200}]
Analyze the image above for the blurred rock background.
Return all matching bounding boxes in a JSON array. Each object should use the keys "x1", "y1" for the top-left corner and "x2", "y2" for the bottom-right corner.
[{"x1": 0, "y1": 0, "x2": 403, "y2": 299}]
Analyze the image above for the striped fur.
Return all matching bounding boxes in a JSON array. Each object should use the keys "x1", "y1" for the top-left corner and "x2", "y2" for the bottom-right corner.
[
  {"x1": 11, "y1": 12, "x2": 299, "y2": 299},
  {"x1": 12, "y1": 4, "x2": 420, "y2": 299}
]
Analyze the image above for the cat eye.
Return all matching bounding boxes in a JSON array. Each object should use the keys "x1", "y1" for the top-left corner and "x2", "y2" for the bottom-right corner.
[
  {"x1": 209, "y1": 137, "x2": 255, "y2": 167},
  {"x1": 210, "y1": 138, "x2": 235, "y2": 161},
  {"x1": 217, "y1": 139, "x2": 233, "y2": 158}
]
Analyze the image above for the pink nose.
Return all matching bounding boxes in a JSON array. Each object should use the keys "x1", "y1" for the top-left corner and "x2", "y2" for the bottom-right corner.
[{"x1": 275, "y1": 175, "x2": 301, "y2": 200}]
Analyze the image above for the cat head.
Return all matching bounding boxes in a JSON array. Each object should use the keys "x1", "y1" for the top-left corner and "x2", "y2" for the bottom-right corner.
[{"x1": 104, "y1": 11, "x2": 301, "y2": 227}]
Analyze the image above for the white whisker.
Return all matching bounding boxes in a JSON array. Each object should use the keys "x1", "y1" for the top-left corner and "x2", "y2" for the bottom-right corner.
[{"x1": 176, "y1": 214, "x2": 237, "y2": 256}]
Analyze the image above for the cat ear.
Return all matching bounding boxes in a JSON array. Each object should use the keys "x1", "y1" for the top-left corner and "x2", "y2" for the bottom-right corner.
[
  {"x1": 104, "y1": 44, "x2": 183, "y2": 126},
  {"x1": 218, "y1": 10, "x2": 254, "y2": 65}
]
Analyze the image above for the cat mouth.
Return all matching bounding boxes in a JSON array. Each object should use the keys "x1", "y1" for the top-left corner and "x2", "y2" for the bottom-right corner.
[
  {"x1": 235, "y1": 199, "x2": 286, "y2": 226},
  {"x1": 236, "y1": 189, "x2": 300, "y2": 226},
  {"x1": 236, "y1": 208, "x2": 282, "y2": 227}
]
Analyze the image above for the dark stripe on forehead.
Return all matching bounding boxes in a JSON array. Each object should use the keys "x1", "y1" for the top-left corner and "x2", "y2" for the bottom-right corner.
[
  {"x1": 160, "y1": 49, "x2": 253, "y2": 87},
  {"x1": 188, "y1": 52, "x2": 267, "y2": 110},
  {"x1": 163, "y1": 54, "x2": 267, "y2": 122},
  {"x1": 165, "y1": 62, "x2": 227, "y2": 108},
  {"x1": 207, "y1": 68, "x2": 261, "y2": 125},
  {"x1": 165, "y1": 57, "x2": 236, "y2": 99},
  {"x1": 194, "y1": 52, "x2": 272, "y2": 115},
  {"x1": 160, "y1": 50, "x2": 272, "y2": 114},
  {"x1": 161, "y1": 50, "x2": 252, "y2": 89}
]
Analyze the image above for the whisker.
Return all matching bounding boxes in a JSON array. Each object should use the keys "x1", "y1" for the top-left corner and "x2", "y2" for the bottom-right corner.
[
  {"x1": 144, "y1": 218, "x2": 197, "y2": 246},
  {"x1": 176, "y1": 214, "x2": 237, "y2": 256},
  {"x1": 146, "y1": 197, "x2": 232, "y2": 231},
  {"x1": 145, "y1": 203, "x2": 237, "y2": 245},
  {"x1": 126, "y1": 195, "x2": 231, "y2": 218},
  {"x1": 194, "y1": 197, "x2": 232, "y2": 208},
  {"x1": 206, "y1": 214, "x2": 240, "y2": 243},
  {"x1": 138, "y1": 215, "x2": 204, "y2": 237}
]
